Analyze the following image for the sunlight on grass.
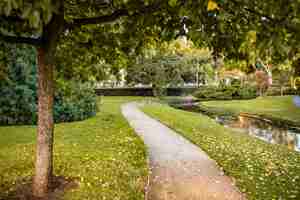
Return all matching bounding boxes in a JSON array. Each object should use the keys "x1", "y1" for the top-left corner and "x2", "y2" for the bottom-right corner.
[
  {"x1": 202, "y1": 96, "x2": 300, "y2": 124},
  {"x1": 142, "y1": 103, "x2": 300, "y2": 200},
  {"x1": 0, "y1": 97, "x2": 148, "y2": 200}
]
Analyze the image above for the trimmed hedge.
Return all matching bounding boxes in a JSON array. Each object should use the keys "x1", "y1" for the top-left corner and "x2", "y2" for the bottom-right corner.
[{"x1": 193, "y1": 84, "x2": 257, "y2": 100}]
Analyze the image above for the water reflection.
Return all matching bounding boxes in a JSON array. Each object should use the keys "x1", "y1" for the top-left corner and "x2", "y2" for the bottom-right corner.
[
  {"x1": 168, "y1": 101, "x2": 300, "y2": 152},
  {"x1": 216, "y1": 115, "x2": 300, "y2": 152}
]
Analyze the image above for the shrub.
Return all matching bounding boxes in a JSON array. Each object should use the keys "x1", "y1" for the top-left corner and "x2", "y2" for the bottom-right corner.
[
  {"x1": 54, "y1": 81, "x2": 98, "y2": 123},
  {"x1": 0, "y1": 43, "x2": 98, "y2": 125},
  {"x1": 193, "y1": 84, "x2": 257, "y2": 100},
  {"x1": 0, "y1": 43, "x2": 38, "y2": 125}
]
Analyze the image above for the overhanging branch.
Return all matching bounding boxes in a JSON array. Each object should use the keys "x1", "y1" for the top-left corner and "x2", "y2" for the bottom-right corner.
[
  {"x1": 0, "y1": 33, "x2": 42, "y2": 46},
  {"x1": 67, "y1": 9, "x2": 129, "y2": 28},
  {"x1": 67, "y1": 1, "x2": 163, "y2": 29}
]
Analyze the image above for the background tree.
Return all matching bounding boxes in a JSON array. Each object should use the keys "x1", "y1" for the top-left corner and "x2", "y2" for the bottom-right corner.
[{"x1": 126, "y1": 38, "x2": 212, "y2": 95}]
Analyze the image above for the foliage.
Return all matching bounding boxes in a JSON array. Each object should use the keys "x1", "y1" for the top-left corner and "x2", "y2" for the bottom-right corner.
[
  {"x1": 238, "y1": 30, "x2": 257, "y2": 64},
  {"x1": 142, "y1": 103, "x2": 300, "y2": 200},
  {"x1": 127, "y1": 54, "x2": 183, "y2": 96},
  {"x1": 0, "y1": 0, "x2": 185, "y2": 71},
  {"x1": 193, "y1": 83, "x2": 257, "y2": 100},
  {"x1": 1, "y1": 0, "x2": 299, "y2": 85},
  {"x1": 0, "y1": 97, "x2": 148, "y2": 200},
  {"x1": 54, "y1": 81, "x2": 98, "y2": 123},
  {"x1": 223, "y1": 59, "x2": 253, "y2": 74},
  {"x1": 0, "y1": 43, "x2": 37, "y2": 125},
  {"x1": 0, "y1": 43, "x2": 97, "y2": 125},
  {"x1": 186, "y1": 0, "x2": 300, "y2": 63},
  {"x1": 126, "y1": 39, "x2": 213, "y2": 96},
  {"x1": 55, "y1": 27, "x2": 133, "y2": 83},
  {"x1": 1, "y1": 0, "x2": 300, "y2": 196}
]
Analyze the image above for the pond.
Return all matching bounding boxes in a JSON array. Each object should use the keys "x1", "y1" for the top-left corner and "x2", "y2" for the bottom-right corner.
[
  {"x1": 169, "y1": 101, "x2": 300, "y2": 152},
  {"x1": 216, "y1": 114, "x2": 300, "y2": 152}
]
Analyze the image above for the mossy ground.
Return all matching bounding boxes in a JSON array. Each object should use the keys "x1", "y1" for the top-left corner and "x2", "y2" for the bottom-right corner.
[{"x1": 0, "y1": 96, "x2": 149, "y2": 200}]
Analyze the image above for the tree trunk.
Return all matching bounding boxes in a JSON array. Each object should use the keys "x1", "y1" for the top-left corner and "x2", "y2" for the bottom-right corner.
[
  {"x1": 196, "y1": 66, "x2": 199, "y2": 88},
  {"x1": 32, "y1": 47, "x2": 54, "y2": 198}
]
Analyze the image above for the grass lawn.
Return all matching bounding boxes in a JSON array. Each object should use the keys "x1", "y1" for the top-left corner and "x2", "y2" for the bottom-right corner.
[
  {"x1": 202, "y1": 96, "x2": 300, "y2": 124},
  {"x1": 142, "y1": 103, "x2": 300, "y2": 200},
  {"x1": 0, "y1": 96, "x2": 148, "y2": 200}
]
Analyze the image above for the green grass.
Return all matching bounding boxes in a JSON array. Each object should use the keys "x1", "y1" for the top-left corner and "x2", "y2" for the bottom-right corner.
[
  {"x1": 142, "y1": 103, "x2": 300, "y2": 200},
  {"x1": 0, "y1": 96, "x2": 149, "y2": 200},
  {"x1": 202, "y1": 96, "x2": 300, "y2": 124}
]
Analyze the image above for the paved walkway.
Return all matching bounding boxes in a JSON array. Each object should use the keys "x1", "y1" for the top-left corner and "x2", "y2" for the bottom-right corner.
[{"x1": 122, "y1": 103, "x2": 245, "y2": 200}]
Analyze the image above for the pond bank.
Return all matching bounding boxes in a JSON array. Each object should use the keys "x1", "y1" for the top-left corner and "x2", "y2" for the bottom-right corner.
[
  {"x1": 201, "y1": 96, "x2": 300, "y2": 126},
  {"x1": 142, "y1": 103, "x2": 300, "y2": 200},
  {"x1": 173, "y1": 103, "x2": 300, "y2": 152}
]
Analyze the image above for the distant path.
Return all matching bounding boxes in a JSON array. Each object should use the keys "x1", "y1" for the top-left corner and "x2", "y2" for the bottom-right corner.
[{"x1": 122, "y1": 103, "x2": 245, "y2": 200}]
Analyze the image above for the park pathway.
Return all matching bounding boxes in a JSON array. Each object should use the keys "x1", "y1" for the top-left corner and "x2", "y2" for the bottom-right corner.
[{"x1": 122, "y1": 102, "x2": 245, "y2": 200}]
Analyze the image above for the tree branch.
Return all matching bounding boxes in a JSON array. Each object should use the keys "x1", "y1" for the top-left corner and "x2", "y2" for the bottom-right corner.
[
  {"x1": 67, "y1": 2, "x2": 163, "y2": 29},
  {"x1": 0, "y1": 33, "x2": 42, "y2": 46},
  {"x1": 67, "y1": 9, "x2": 129, "y2": 28}
]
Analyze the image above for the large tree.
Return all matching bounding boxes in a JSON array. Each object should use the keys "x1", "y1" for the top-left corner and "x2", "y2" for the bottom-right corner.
[
  {"x1": 1, "y1": 0, "x2": 299, "y2": 198},
  {"x1": 0, "y1": 0, "x2": 186, "y2": 197}
]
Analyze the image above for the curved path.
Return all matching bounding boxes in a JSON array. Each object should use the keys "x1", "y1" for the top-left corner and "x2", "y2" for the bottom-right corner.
[{"x1": 122, "y1": 103, "x2": 245, "y2": 200}]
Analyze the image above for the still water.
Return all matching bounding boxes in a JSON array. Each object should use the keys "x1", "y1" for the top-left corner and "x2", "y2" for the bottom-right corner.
[
  {"x1": 169, "y1": 101, "x2": 300, "y2": 152},
  {"x1": 216, "y1": 114, "x2": 300, "y2": 152}
]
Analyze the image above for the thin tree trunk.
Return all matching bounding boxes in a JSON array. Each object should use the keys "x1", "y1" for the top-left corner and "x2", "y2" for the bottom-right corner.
[{"x1": 32, "y1": 47, "x2": 54, "y2": 198}]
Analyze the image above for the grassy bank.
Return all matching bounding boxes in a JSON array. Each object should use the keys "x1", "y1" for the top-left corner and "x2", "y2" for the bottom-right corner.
[
  {"x1": 0, "y1": 97, "x2": 148, "y2": 200},
  {"x1": 202, "y1": 96, "x2": 300, "y2": 124},
  {"x1": 142, "y1": 103, "x2": 300, "y2": 200}
]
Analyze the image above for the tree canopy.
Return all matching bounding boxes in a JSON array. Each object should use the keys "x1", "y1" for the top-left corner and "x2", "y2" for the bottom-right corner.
[{"x1": 1, "y1": 0, "x2": 299, "y2": 198}]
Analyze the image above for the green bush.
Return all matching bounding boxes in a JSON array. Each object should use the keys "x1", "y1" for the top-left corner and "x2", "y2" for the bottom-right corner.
[
  {"x1": 194, "y1": 84, "x2": 257, "y2": 100},
  {"x1": 0, "y1": 43, "x2": 97, "y2": 125},
  {"x1": 0, "y1": 43, "x2": 38, "y2": 125},
  {"x1": 54, "y1": 81, "x2": 98, "y2": 123}
]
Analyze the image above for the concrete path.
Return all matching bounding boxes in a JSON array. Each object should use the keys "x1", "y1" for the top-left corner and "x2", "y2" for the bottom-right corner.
[{"x1": 122, "y1": 103, "x2": 245, "y2": 200}]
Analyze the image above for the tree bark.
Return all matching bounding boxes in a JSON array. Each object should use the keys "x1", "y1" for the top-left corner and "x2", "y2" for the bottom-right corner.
[
  {"x1": 32, "y1": 47, "x2": 54, "y2": 198},
  {"x1": 30, "y1": 2, "x2": 64, "y2": 196}
]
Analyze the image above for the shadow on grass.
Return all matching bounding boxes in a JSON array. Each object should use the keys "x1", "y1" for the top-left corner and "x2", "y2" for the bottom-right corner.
[{"x1": 1, "y1": 176, "x2": 78, "y2": 200}]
